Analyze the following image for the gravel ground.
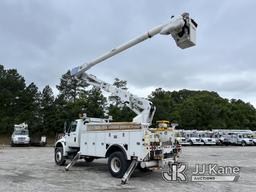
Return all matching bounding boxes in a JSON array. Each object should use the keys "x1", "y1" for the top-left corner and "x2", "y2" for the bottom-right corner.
[{"x1": 0, "y1": 146, "x2": 255, "y2": 192}]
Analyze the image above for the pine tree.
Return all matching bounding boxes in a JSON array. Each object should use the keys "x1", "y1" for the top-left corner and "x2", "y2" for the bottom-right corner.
[
  {"x1": 41, "y1": 85, "x2": 55, "y2": 135},
  {"x1": 56, "y1": 70, "x2": 87, "y2": 102}
]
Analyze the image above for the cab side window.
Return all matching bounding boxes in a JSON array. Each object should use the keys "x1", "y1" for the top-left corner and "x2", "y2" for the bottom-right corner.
[
  {"x1": 70, "y1": 123, "x2": 76, "y2": 132},
  {"x1": 67, "y1": 121, "x2": 77, "y2": 133}
]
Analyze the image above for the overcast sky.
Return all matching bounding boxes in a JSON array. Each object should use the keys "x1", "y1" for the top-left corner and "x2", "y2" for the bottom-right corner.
[{"x1": 1, "y1": 0, "x2": 256, "y2": 106}]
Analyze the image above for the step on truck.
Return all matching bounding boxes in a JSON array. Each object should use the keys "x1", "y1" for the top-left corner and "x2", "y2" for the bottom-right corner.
[{"x1": 54, "y1": 12, "x2": 197, "y2": 184}]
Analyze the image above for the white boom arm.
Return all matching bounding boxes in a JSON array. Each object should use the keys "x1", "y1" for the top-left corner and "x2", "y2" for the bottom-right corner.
[
  {"x1": 80, "y1": 73, "x2": 156, "y2": 125},
  {"x1": 70, "y1": 12, "x2": 197, "y2": 125},
  {"x1": 71, "y1": 13, "x2": 197, "y2": 77}
]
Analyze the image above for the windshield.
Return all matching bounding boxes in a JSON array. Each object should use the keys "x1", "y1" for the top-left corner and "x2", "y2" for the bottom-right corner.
[{"x1": 14, "y1": 130, "x2": 28, "y2": 135}]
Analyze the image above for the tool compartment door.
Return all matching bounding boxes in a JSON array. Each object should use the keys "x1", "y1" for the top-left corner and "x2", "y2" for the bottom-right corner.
[
  {"x1": 95, "y1": 132, "x2": 106, "y2": 157},
  {"x1": 80, "y1": 132, "x2": 96, "y2": 156},
  {"x1": 128, "y1": 130, "x2": 146, "y2": 161}
]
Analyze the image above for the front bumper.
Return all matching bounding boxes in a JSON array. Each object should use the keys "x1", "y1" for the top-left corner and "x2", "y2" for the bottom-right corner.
[
  {"x1": 192, "y1": 141, "x2": 204, "y2": 145},
  {"x1": 203, "y1": 141, "x2": 216, "y2": 145},
  {"x1": 13, "y1": 140, "x2": 30, "y2": 144}
]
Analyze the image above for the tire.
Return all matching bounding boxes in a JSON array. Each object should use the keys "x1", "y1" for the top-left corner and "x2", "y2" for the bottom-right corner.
[
  {"x1": 217, "y1": 140, "x2": 223, "y2": 146},
  {"x1": 108, "y1": 151, "x2": 129, "y2": 178},
  {"x1": 241, "y1": 141, "x2": 246, "y2": 147},
  {"x1": 84, "y1": 157, "x2": 94, "y2": 162},
  {"x1": 11, "y1": 141, "x2": 15, "y2": 147},
  {"x1": 55, "y1": 147, "x2": 66, "y2": 166},
  {"x1": 189, "y1": 140, "x2": 193, "y2": 145}
]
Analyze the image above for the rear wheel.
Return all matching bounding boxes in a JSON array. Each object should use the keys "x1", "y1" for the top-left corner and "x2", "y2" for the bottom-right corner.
[
  {"x1": 108, "y1": 151, "x2": 129, "y2": 178},
  {"x1": 55, "y1": 147, "x2": 66, "y2": 166},
  {"x1": 84, "y1": 157, "x2": 94, "y2": 162},
  {"x1": 241, "y1": 141, "x2": 246, "y2": 146},
  {"x1": 217, "y1": 140, "x2": 223, "y2": 145}
]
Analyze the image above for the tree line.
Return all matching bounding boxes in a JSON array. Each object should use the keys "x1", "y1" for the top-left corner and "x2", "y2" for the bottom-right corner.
[{"x1": 1, "y1": 64, "x2": 255, "y2": 137}]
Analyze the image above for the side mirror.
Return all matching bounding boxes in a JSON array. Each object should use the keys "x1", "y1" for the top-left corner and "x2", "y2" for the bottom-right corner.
[{"x1": 64, "y1": 121, "x2": 67, "y2": 134}]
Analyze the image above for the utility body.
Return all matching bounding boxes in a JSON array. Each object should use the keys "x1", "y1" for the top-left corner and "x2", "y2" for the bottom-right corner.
[{"x1": 56, "y1": 117, "x2": 179, "y2": 177}]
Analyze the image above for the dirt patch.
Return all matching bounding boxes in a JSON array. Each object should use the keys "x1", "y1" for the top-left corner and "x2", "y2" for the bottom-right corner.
[{"x1": 0, "y1": 135, "x2": 10, "y2": 145}]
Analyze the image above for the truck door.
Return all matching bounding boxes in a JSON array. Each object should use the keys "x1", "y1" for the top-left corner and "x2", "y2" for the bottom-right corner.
[{"x1": 66, "y1": 121, "x2": 79, "y2": 148}]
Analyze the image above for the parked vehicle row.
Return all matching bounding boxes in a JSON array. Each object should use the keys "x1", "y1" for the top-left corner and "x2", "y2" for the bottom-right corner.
[{"x1": 175, "y1": 129, "x2": 256, "y2": 146}]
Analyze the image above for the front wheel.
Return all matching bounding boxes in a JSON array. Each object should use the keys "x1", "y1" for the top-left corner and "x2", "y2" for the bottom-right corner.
[
  {"x1": 108, "y1": 151, "x2": 129, "y2": 178},
  {"x1": 55, "y1": 147, "x2": 66, "y2": 166},
  {"x1": 241, "y1": 141, "x2": 246, "y2": 146}
]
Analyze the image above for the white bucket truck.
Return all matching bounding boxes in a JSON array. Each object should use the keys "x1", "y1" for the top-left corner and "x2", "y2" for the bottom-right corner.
[
  {"x1": 197, "y1": 130, "x2": 216, "y2": 145},
  {"x1": 11, "y1": 123, "x2": 30, "y2": 146},
  {"x1": 54, "y1": 12, "x2": 197, "y2": 184}
]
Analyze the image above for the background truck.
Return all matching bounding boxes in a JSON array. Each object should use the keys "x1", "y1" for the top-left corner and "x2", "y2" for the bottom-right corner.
[
  {"x1": 228, "y1": 132, "x2": 254, "y2": 146},
  {"x1": 180, "y1": 130, "x2": 204, "y2": 145},
  {"x1": 11, "y1": 123, "x2": 30, "y2": 146},
  {"x1": 197, "y1": 130, "x2": 216, "y2": 145},
  {"x1": 212, "y1": 129, "x2": 254, "y2": 146},
  {"x1": 54, "y1": 12, "x2": 197, "y2": 184}
]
